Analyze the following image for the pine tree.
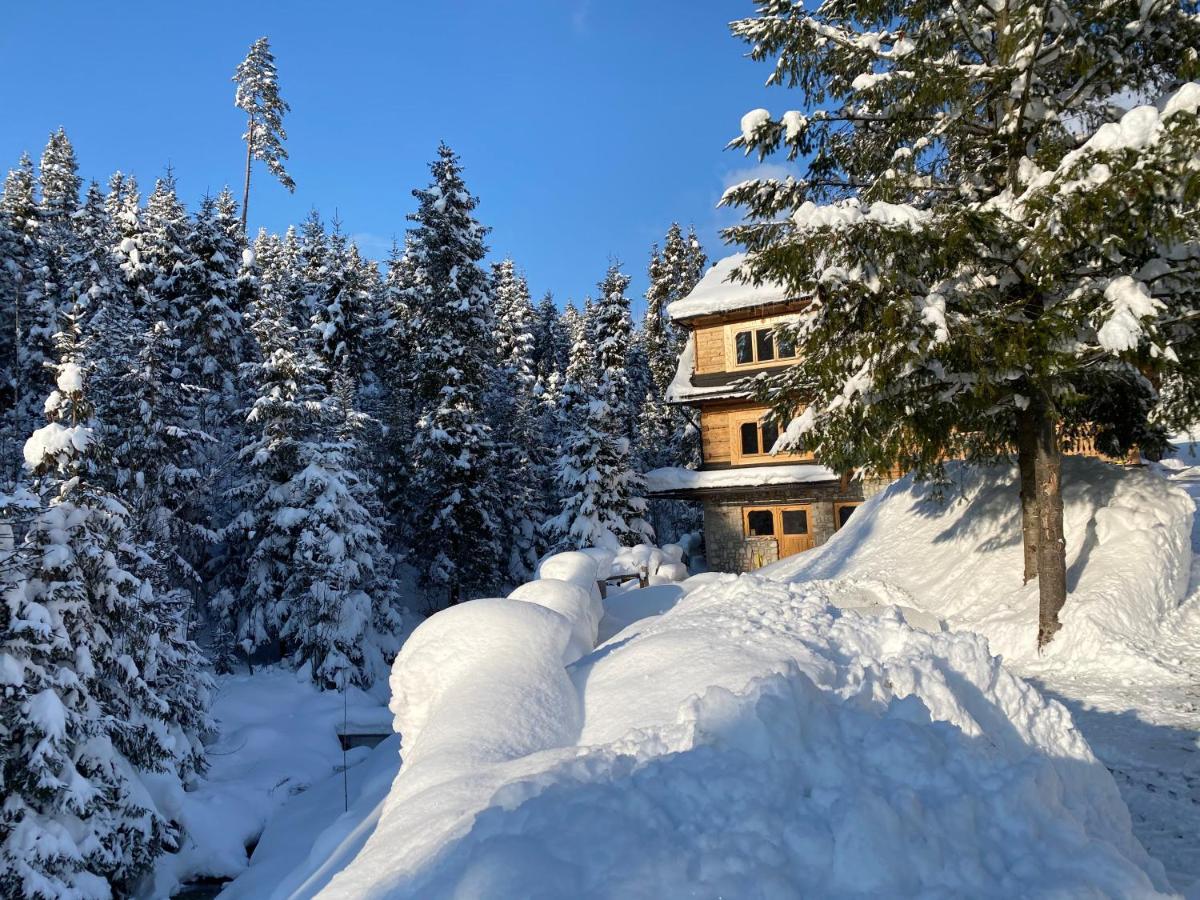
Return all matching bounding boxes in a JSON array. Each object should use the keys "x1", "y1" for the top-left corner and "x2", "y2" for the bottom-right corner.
[
  {"x1": 489, "y1": 259, "x2": 545, "y2": 580},
  {"x1": 376, "y1": 239, "x2": 419, "y2": 538},
  {"x1": 547, "y1": 267, "x2": 653, "y2": 550},
  {"x1": 1, "y1": 313, "x2": 210, "y2": 896},
  {"x1": 531, "y1": 291, "x2": 568, "y2": 383},
  {"x1": 233, "y1": 36, "x2": 295, "y2": 233},
  {"x1": 404, "y1": 145, "x2": 505, "y2": 604},
  {"x1": 1, "y1": 156, "x2": 45, "y2": 485},
  {"x1": 637, "y1": 225, "x2": 707, "y2": 541},
  {"x1": 310, "y1": 223, "x2": 368, "y2": 387},
  {"x1": 178, "y1": 194, "x2": 244, "y2": 438},
  {"x1": 276, "y1": 372, "x2": 408, "y2": 689},
  {"x1": 643, "y1": 224, "x2": 707, "y2": 398},
  {"x1": 725, "y1": 0, "x2": 1200, "y2": 646}
]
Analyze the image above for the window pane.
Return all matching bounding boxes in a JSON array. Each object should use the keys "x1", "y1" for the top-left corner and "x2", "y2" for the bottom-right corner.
[
  {"x1": 777, "y1": 330, "x2": 796, "y2": 358},
  {"x1": 735, "y1": 331, "x2": 753, "y2": 364},
  {"x1": 740, "y1": 422, "x2": 759, "y2": 455},
  {"x1": 760, "y1": 420, "x2": 779, "y2": 454},
  {"x1": 838, "y1": 504, "x2": 857, "y2": 528},
  {"x1": 756, "y1": 328, "x2": 775, "y2": 362},
  {"x1": 781, "y1": 509, "x2": 808, "y2": 535},
  {"x1": 746, "y1": 509, "x2": 775, "y2": 536}
]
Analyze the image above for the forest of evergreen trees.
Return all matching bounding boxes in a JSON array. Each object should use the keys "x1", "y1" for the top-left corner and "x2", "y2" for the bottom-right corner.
[{"x1": 0, "y1": 122, "x2": 708, "y2": 898}]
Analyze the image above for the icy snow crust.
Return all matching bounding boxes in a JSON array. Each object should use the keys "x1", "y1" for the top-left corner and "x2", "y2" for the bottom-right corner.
[{"x1": 316, "y1": 503, "x2": 1175, "y2": 898}]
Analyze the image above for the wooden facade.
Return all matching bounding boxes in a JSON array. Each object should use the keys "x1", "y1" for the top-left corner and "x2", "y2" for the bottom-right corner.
[
  {"x1": 653, "y1": 269, "x2": 1137, "y2": 573},
  {"x1": 651, "y1": 296, "x2": 867, "y2": 572}
]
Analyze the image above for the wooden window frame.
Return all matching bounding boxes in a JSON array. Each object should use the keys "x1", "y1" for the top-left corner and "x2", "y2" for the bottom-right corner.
[
  {"x1": 742, "y1": 506, "x2": 778, "y2": 538},
  {"x1": 729, "y1": 408, "x2": 807, "y2": 466},
  {"x1": 833, "y1": 501, "x2": 861, "y2": 530},
  {"x1": 725, "y1": 316, "x2": 799, "y2": 371}
]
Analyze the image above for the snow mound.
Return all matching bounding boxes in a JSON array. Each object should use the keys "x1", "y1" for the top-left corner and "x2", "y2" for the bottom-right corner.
[
  {"x1": 509, "y1": 578, "x2": 601, "y2": 663},
  {"x1": 319, "y1": 564, "x2": 1169, "y2": 897},
  {"x1": 767, "y1": 458, "x2": 1194, "y2": 679}
]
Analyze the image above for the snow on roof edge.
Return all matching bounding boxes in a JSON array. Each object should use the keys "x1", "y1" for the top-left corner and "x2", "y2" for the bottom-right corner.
[
  {"x1": 667, "y1": 253, "x2": 793, "y2": 322},
  {"x1": 644, "y1": 463, "x2": 839, "y2": 494}
]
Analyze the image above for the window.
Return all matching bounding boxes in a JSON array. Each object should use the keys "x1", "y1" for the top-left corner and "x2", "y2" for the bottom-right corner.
[
  {"x1": 735, "y1": 331, "x2": 754, "y2": 365},
  {"x1": 835, "y1": 502, "x2": 860, "y2": 529},
  {"x1": 728, "y1": 407, "x2": 811, "y2": 467},
  {"x1": 777, "y1": 331, "x2": 796, "y2": 358},
  {"x1": 781, "y1": 509, "x2": 808, "y2": 535},
  {"x1": 755, "y1": 328, "x2": 775, "y2": 362},
  {"x1": 740, "y1": 422, "x2": 759, "y2": 456},
  {"x1": 745, "y1": 509, "x2": 775, "y2": 537},
  {"x1": 760, "y1": 420, "x2": 779, "y2": 455},
  {"x1": 731, "y1": 324, "x2": 796, "y2": 367}
]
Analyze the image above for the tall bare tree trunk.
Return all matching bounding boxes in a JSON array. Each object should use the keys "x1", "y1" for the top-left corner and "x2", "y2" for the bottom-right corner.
[
  {"x1": 241, "y1": 120, "x2": 255, "y2": 237},
  {"x1": 1017, "y1": 406, "x2": 1040, "y2": 583},
  {"x1": 1033, "y1": 397, "x2": 1067, "y2": 647}
]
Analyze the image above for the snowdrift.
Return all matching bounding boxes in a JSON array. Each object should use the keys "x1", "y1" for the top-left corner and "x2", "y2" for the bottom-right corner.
[
  {"x1": 767, "y1": 457, "x2": 1195, "y2": 678},
  {"x1": 315, "y1": 544, "x2": 1172, "y2": 897}
]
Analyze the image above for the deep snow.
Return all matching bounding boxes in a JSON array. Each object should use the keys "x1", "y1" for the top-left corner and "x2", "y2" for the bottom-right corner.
[
  {"x1": 204, "y1": 458, "x2": 1200, "y2": 898},
  {"x1": 308, "y1": 482, "x2": 1189, "y2": 898}
]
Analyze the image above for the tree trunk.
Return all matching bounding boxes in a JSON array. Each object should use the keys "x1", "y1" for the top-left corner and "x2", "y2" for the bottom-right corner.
[
  {"x1": 1017, "y1": 407, "x2": 1039, "y2": 584},
  {"x1": 1033, "y1": 400, "x2": 1067, "y2": 648},
  {"x1": 241, "y1": 120, "x2": 255, "y2": 237}
]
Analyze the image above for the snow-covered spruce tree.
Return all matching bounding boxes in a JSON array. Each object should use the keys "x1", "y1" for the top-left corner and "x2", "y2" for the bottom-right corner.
[
  {"x1": 218, "y1": 273, "x2": 315, "y2": 663},
  {"x1": 223, "y1": 281, "x2": 405, "y2": 685},
  {"x1": 310, "y1": 223, "x2": 368, "y2": 388},
  {"x1": 637, "y1": 225, "x2": 707, "y2": 540},
  {"x1": 375, "y1": 238, "x2": 419, "y2": 537},
  {"x1": 296, "y1": 210, "x2": 330, "y2": 341},
  {"x1": 404, "y1": 144, "x2": 505, "y2": 604},
  {"x1": 644, "y1": 223, "x2": 707, "y2": 398},
  {"x1": 489, "y1": 258, "x2": 546, "y2": 580},
  {"x1": 112, "y1": 175, "x2": 212, "y2": 591},
  {"x1": 276, "y1": 370, "x2": 409, "y2": 689},
  {"x1": 725, "y1": 0, "x2": 1200, "y2": 646},
  {"x1": 547, "y1": 268, "x2": 653, "y2": 550},
  {"x1": 1, "y1": 156, "x2": 45, "y2": 486},
  {"x1": 178, "y1": 194, "x2": 245, "y2": 438},
  {"x1": 531, "y1": 290, "x2": 569, "y2": 384},
  {"x1": 233, "y1": 36, "x2": 295, "y2": 232},
  {"x1": 0, "y1": 314, "x2": 210, "y2": 896}
]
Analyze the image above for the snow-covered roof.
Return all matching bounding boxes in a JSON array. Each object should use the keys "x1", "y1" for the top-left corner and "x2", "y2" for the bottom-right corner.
[
  {"x1": 644, "y1": 463, "x2": 838, "y2": 495},
  {"x1": 663, "y1": 334, "x2": 744, "y2": 404},
  {"x1": 667, "y1": 253, "x2": 793, "y2": 322}
]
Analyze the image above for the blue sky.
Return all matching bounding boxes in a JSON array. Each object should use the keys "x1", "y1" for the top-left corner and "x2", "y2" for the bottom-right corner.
[{"x1": 0, "y1": 1, "x2": 787, "y2": 312}]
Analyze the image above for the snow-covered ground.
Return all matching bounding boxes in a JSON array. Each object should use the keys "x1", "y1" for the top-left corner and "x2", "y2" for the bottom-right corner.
[
  {"x1": 189, "y1": 457, "x2": 1199, "y2": 898},
  {"x1": 765, "y1": 456, "x2": 1200, "y2": 892},
  {"x1": 151, "y1": 668, "x2": 393, "y2": 898}
]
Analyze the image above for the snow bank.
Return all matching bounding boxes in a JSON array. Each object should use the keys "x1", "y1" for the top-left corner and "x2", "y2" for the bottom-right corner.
[
  {"x1": 645, "y1": 462, "x2": 838, "y2": 493},
  {"x1": 665, "y1": 252, "x2": 791, "y2": 321},
  {"x1": 767, "y1": 458, "x2": 1194, "y2": 678},
  {"x1": 319, "y1": 571, "x2": 1170, "y2": 898}
]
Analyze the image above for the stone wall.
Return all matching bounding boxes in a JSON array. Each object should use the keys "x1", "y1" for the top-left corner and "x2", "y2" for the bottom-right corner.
[{"x1": 703, "y1": 502, "x2": 780, "y2": 572}]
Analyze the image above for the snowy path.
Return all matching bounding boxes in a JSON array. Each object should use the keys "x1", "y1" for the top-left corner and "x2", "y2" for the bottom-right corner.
[{"x1": 1033, "y1": 466, "x2": 1200, "y2": 894}]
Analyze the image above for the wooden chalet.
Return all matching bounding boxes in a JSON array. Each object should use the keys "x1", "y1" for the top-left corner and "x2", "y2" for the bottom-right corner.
[{"x1": 643, "y1": 254, "x2": 887, "y2": 573}]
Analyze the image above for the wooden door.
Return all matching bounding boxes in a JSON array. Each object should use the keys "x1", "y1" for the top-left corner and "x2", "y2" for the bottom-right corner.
[{"x1": 776, "y1": 505, "x2": 813, "y2": 557}]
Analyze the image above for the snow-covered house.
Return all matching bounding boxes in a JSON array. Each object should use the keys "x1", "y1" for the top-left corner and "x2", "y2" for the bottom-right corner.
[{"x1": 645, "y1": 254, "x2": 887, "y2": 572}]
